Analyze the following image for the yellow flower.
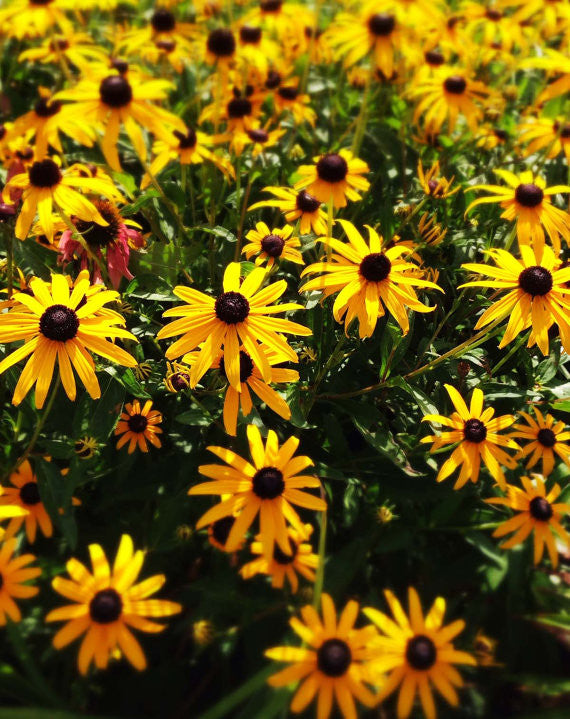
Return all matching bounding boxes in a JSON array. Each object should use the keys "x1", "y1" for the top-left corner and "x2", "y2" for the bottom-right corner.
[
  {"x1": 510, "y1": 408, "x2": 570, "y2": 476},
  {"x1": 301, "y1": 220, "x2": 441, "y2": 338},
  {"x1": 266, "y1": 594, "x2": 378, "y2": 719},
  {"x1": 46, "y1": 534, "x2": 182, "y2": 674},
  {"x1": 0, "y1": 538, "x2": 40, "y2": 625},
  {"x1": 114, "y1": 399, "x2": 163, "y2": 454},
  {"x1": 417, "y1": 160, "x2": 459, "y2": 199},
  {"x1": 248, "y1": 186, "x2": 328, "y2": 236},
  {"x1": 364, "y1": 587, "x2": 476, "y2": 719},
  {"x1": 486, "y1": 475, "x2": 570, "y2": 568},
  {"x1": 243, "y1": 221, "x2": 303, "y2": 268},
  {"x1": 188, "y1": 424, "x2": 326, "y2": 558},
  {"x1": 156, "y1": 262, "x2": 310, "y2": 390},
  {"x1": 0, "y1": 0, "x2": 73, "y2": 40},
  {"x1": 458, "y1": 245, "x2": 570, "y2": 355},
  {"x1": 518, "y1": 117, "x2": 570, "y2": 164},
  {"x1": 0, "y1": 273, "x2": 137, "y2": 408},
  {"x1": 421, "y1": 384, "x2": 519, "y2": 490},
  {"x1": 294, "y1": 149, "x2": 370, "y2": 208},
  {"x1": 465, "y1": 169, "x2": 570, "y2": 257}
]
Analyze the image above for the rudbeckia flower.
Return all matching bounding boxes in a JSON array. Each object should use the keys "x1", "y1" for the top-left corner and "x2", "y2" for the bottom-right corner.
[
  {"x1": 265, "y1": 593, "x2": 378, "y2": 719},
  {"x1": 240, "y1": 523, "x2": 318, "y2": 593},
  {"x1": 203, "y1": 26, "x2": 237, "y2": 68},
  {"x1": 521, "y1": 49, "x2": 570, "y2": 104},
  {"x1": 417, "y1": 160, "x2": 459, "y2": 199},
  {"x1": 2, "y1": 157, "x2": 124, "y2": 242},
  {"x1": 114, "y1": 399, "x2": 163, "y2": 454},
  {"x1": 421, "y1": 384, "x2": 519, "y2": 490},
  {"x1": 0, "y1": 273, "x2": 137, "y2": 408},
  {"x1": 486, "y1": 475, "x2": 570, "y2": 568},
  {"x1": 301, "y1": 220, "x2": 442, "y2": 338},
  {"x1": 249, "y1": 186, "x2": 328, "y2": 236},
  {"x1": 243, "y1": 222, "x2": 303, "y2": 268},
  {"x1": 156, "y1": 262, "x2": 310, "y2": 390},
  {"x1": 200, "y1": 85, "x2": 264, "y2": 133},
  {"x1": 1, "y1": 460, "x2": 79, "y2": 543},
  {"x1": 18, "y1": 32, "x2": 108, "y2": 70},
  {"x1": 364, "y1": 587, "x2": 476, "y2": 719},
  {"x1": 188, "y1": 424, "x2": 326, "y2": 558},
  {"x1": 54, "y1": 70, "x2": 184, "y2": 171},
  {"x1": 229, "y1": 126, "x2": 286, "y2": 157},
  {"x1": 509, "y1": 408, "x2": 570, "y2": 476},
  {"x1": 273, "y1": 83, "x2": 316, "y2": 126},
  {"x1": 0, "y1": 0, "x2": 72, "y2": 39},
  {"x1": 465, "y1": 170, "x2": 570, "y2": 257},
  {"x1": 409, "y1": 67, "x2": 489, "y2": 134},
  {"x1": 0, "y1": 538, "x2": 41, "y2": 624},
  {"x1": 518, "y1": 117, "x2": 570, "y2": 163},
  {"x1": 294, "y1": 149, "x2": 370, "y2": 208},
  {"x1": 458, "y1": 245, "x2": 570, "y2": 355},
  {"x1": 46, "y1": 534, "x2": 182, "y2": 674},
  {"x1": 207, "y1": 515, "x2": 243, "y2": 552}
]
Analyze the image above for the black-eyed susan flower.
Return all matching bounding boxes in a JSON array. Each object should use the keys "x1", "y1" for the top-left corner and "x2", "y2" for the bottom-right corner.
[
  {"x1": 230, "y1": 126, "x2": 286, "y2": 158},
  {"x1": 200, "y1": 85, "x2": 264, "y2": 133},
  {"x1": 46, "y1": 534, "x2": 182, "y2": 674},
  {"x1": 417, "y1": 160, "x2": 459, "y2": 199},
  {"x1": 265, "y1": 593, "x2": 378, "y2": 719},
  {"x1": 465, "y1": 170, "x2": 570, "y2": 257},
  {"x1": 294, "y1": 150, "x2": 370, "y2": 208},
  {"x1": 273, "y1": 83, "x2": 316, "y2": 126},
  {"x1": 0, "y1": 537, "x2": 41, "y2": 624},
  {"x1": 0, "y1": 0, "x2": 72, "y2": 40},
  {"x1": 486, "y1": 475, "x2": 570, "y2": 568},
  {"x1": 240, "y1": 523, "x2": 318, "y2": 593},
  {"x1": 249, "y1": 186, "x2": 328, "y2": 236},
  {"x1": 300, "y1": 220, "x2": 442, "y2": 338},
  {"x1": 18, "y1": 32, "x2": 108, "y2": 70},
  {"x1": 1, "y1": 460, "x2": 79, "y2": 543},
  {"x1": 409, "y1": 67, "x2": 489, "y2": 134},
  {"x1": 207, "y1": 515, "x2": 242, "y2": 552},
  {"x1": 518, "y1": 117, "x2": 570, "y2": 164},
  {"x1": 458, "y1": 245, "x2": 570, "y2": 355},
  {"x1": 188, "y1": 424, "x2": 326, "y2": 558},
  {"x1": 74, "y1": 436, "x2": 98, "y2": 460},
  {"x1": 114, "y1": 399, "x2": 163, "y2": 454},
  {"x1": 141, "y1": 127, "x2": 234, "y2": 189},
  {"x1": 364, "y1": 587, "x2": 476, "y2": 719},
  {"x1": 0, "y1": 273, "x2": 137, "y2": 408},
  {"x1": 421, "y1": 384, "x2": 518, "y2": 490},
  {"x1": 510, "y1": 408, "x2": 570, "y2": 476},
  {"x1": 522, "y1": 50, "x2": 570, "y2": 105},
  {"x1": 243, "y1": 222, "x2": 303, "y2": 268},
  {"x1": 55, "y1": 70, "x2": 184, "y2": 171},
  {"x1": 204, "y1": 27, "x2": 237, "y2": 68},
  {"x1": 156, "y1": 262, "x2": 310, "y2": 390},
  {"x1": 164, "y1": 361, "x2": 191, "y2": 393},
  {"x1": 2, "y1": 157, "x2": 124, "y2": 242}
]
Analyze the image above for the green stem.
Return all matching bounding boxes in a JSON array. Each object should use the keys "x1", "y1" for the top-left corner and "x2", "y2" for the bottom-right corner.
[
  {"x1": 312, "y1": 506, "x2": 327, "y2": 611},
  {"x1": 2, "y1": 223, "x2": 14, "y2": 298},
  {"x1": 351, "y1": 65, "x2": 374, "y2": 157}
]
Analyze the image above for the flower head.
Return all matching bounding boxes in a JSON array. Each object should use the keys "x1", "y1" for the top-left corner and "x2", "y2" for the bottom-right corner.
[
  {"x1": 115, "y1": 399, "x2": 163, "y2": 454},
  {"x1": 0, "y1": 538, "x2": 41, "y2": 624},
  {"x1": 510, "y1": 408, "x2": 570, "y2": 476},
  {"x1": 294, "y1": 149, "x2": 370, "y2": 207}
]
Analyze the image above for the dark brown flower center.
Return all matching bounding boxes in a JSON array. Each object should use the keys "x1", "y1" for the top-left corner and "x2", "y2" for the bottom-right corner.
[
  {"x1": 156, "y1": 39, "x2": 176, "y2": 52},
  {"x1": 317, "y1": 639, "x2": 352, "y2": 677},
  {"x1": 74, "y1": 201, "x2": 121, "y2": 248},
  {"x1": 110, "y1": 58, "x2": 129, "y2": 74},
  {"x1": 278, "y1": 86, "x2": 298, "y2": 101},
  {"x1": 39, "y1": 304, "x2": 79, "y2": 342},
  {"x1": 529, "y1": 496, "x2": 553, "y2": 521},
  {"x1": 215, "y1": 291, "x2": 250, "y2": 324},
  {"x1": 49, "y1": 37, "x2": 69, "y2": 51},
  {"x1": 537, "y1": 428, "x2": 556, "y2": 447},
  {"x1": 463, "y1": 418, "x2": 487, "y2": 443},
  {"x1": 485, "y1": 8, "x2": 502, "y2": 20},
  {"x1": 151, "y1": 8, "x2": 176, "y2": 32},
  {"x1": 265, "y1": 70, "x2": 281, "y2": 89},
  {"x1": 219, "y1": 349, "x2": 254, "y2": 383},
  {"x1": 515, "y1": 183, "x2": 544, "y2": 208},
  {"x1": 127, "y1": 414, "x2": 148, "y2": 433},
  {"x1": 89, "y1": 588, "x2": 123, "y2": 624},
  {"x1": 260, "y1": 0, "x2": 282, "y2": 12},
  {"x1": 444, "y1": 75, "x2": 467, "y2": 94},
  {"x1": 0, "y1": 125, "x2": 6, "y2": 140},
  {"x1": 359, "y1": 252, "x2": 391, "y2": 282},
  {"x1": 518, "y1": 266, "x2": 553, "y2": 296},
  {"x1": 493, "y1": 128, "x2": 508, "y2": 141},
  {"x1": 247, "y1": 128, "x2": 269, "y2": 143},
  {"x1": 368, "y1": 12, "x2": 395, "y2": 36},
  {"x1": 30, "y1": 0, "x2": 54, "y2": 5},
  {"x1": 261, "y1": 233, "x2": 285, "y2": 257},
  {"x1": 252, "y1": 467, "x2": 284, "y2": 499},
  {"x1": 316, "y1": 153, "x2": 348, "y2": 183},
  {"x1": 406, "y1": 635, "x2": 437, "y2": 670},
  {"x1": 29, "y1": 159, "x2": 61, "y2": 188},
  {"x1": 99, "y1": 75, "x2": 133, "y2": 108},
  {"x1": 273, "y1": 542, "x2": 296, "y2": 564},
  {"x1": 173, "y1": 128, "x2": 197, "y2": 149},
  {"x1": 207, "y1": 28, "x2": 236, "y2": 57},
  {"x1": 425, "y1": 50, "x2": 445, "y2": 66},
  {"x1": 170, "y1": 372, "x2": 190, "y2": 391},
  {"x1": 19, "y1": 481, "x2": 41, "y2": 505},
  {"x1": 34, "y1": 98, "x2": 61, "y2": 118},
  {"x1": 227, "y1": 97, "x2": 252, "y2": 118},
  {"x1": 296, "y1": 190, "x2": 320, "y2": 213},
  {"x1": 211, "y1": 516, "x2": 235, "y2": 545},
  {"x1": 240, "y1": 25, "x2": 262, "y2": 43}
]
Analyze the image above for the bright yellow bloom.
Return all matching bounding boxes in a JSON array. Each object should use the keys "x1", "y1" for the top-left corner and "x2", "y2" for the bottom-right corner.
[
  {"x1": 115, "y1": 399, "x2": 163, "y2": 454},
  {"x1": 266, "y1": 594, "x2": 378, "y2": 719},
  {"x1": 243, "y1": 222, "x2": 303, "y2": 268},
  {"x1": 510, "y1": 408, "x2": 570, "y2": 476},
  {"x1": 294, "y1": 149, "x2": 370, "y2": 208},
  {"x1": 188, "y1": 425, "x2": 326, "y2": 558},
  {"x1": 421, "y1": 384, "x2": 518, "y2": 490},
  {"x1": 417, "y1": 160, "x2": 459, "y2": 199},
  {"x1": 364, "y1": 587, "x2": 476, "y2": 719},
  {"x1": 459, "y1": 245, "x2": 570, "y2": 355},
  {"x1": 248, "y1": 186, "x2": 328, "y2": 236},
  {"x1": 0, "y1": 538, "x2": 40, "y2": 624},
  {"x1": 46, "y1": 534, "x2": 182, "y2": 674},
  {"x1": 301, "y1": 220, "x2": 441, "y2": 338},
  {"x1": 486, "y1": 475, "x2": 570, "y2": 568}
]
